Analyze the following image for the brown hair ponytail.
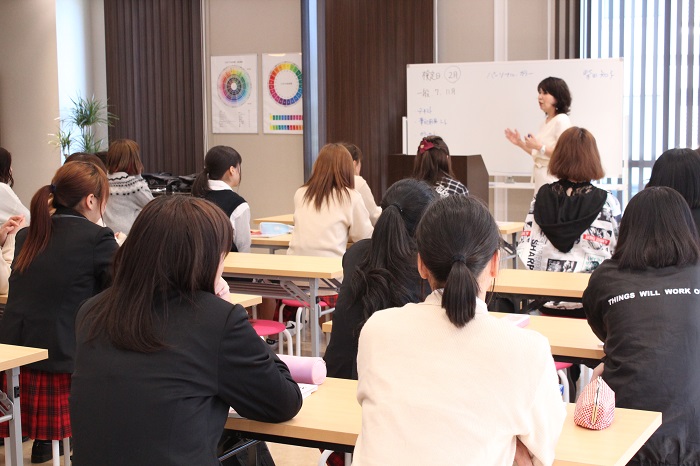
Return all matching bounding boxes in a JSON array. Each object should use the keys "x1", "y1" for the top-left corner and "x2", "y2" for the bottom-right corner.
[{"x1": 14, "y1": 161, "x2": 108, "y2": 273}]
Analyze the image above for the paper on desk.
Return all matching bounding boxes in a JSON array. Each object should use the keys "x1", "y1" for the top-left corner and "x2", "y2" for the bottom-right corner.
[{"x1": 228, "y1": 383, "x2": 317, "y2": 418}]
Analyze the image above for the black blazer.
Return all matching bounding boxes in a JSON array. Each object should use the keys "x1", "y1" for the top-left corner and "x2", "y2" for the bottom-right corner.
[
  {"x1": 0, "y1": 207, "x2": 118, "y2": 372},
  {"x1": 70, "y1": 291, "x2": 303, "y2": 466}
]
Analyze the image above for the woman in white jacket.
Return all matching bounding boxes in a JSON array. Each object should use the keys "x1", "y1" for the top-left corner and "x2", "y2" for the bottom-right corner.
[
  {"x1": 0, "y1": 147, "x2": 30, "y2": 224},
  {"x1": 342, "y1": 142, "x2": 382, "y2": 226}
]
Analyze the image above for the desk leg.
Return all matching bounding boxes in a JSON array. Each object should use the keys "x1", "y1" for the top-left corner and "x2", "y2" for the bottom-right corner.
[
  {"x1": 309, "y1": 278, "x2": 320, "y2": 358},
  {"x1": 5, "y1": 367, "x2": 23, "y2": 466}
]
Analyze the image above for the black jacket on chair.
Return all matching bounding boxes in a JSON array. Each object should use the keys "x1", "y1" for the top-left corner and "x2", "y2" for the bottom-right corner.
[
  {"x1": 70, "y1": 291, "x2": 303, "y2": 466},
  {"x1": 0, "y1": 207, "x2": 118, "y2": 373}
]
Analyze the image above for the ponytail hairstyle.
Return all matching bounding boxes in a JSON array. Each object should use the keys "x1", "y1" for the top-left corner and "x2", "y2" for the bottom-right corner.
[
  {"x1": 350, "y1": 179, "x2": 436, "y2": 329},
  {"x1": 83, "y1": 196, "x2": 233, "y2": 352},
  {"x1": 412, "y1": 135, "x2": 455, "y2": 186},
  {"x1": 191, "y1": 146, "x2": 243, "y2": 198},
  {"x1": 14, "y1": 161, "x2": 108, "y2": 273},
  {"x1": 303, "y1": 143, "x2": 355, "y2": 211},
  {"x1": 106, "y1": 139, "x2": 144, "y2": 175},
  {"x1": 0, "y1": 147, "x2": 14, "y2": 186},
  {"x1": 416, "y1": 195, "x2": 499, "y2": 327}
]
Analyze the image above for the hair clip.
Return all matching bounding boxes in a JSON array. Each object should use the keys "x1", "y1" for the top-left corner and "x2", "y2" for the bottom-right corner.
[{"x1": 418, "y1": 138, "x2": 435, "y2": 154}]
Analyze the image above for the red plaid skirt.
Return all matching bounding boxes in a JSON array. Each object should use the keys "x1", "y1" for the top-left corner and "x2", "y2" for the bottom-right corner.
[{"x1": 0, "y1": 369, "x2": 72, "y2": 440}]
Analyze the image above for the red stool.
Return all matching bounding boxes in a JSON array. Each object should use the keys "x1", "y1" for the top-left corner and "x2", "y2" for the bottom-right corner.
[
  {"x1": 279, "y1": 299, "x2": 332, "y2": 356},
  {"x1": 250, "y1": 319, "x2": 293, "y2": 355}
]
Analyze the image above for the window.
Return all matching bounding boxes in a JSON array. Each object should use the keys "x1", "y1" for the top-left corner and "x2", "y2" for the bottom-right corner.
[{"x1": 581, "y1": 0, "x2": 700, "y2": 196}]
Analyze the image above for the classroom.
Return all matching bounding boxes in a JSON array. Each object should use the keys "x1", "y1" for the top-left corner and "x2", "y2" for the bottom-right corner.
[{"x1": 0, "y1": 0, "x2": 699, "y2": 465}]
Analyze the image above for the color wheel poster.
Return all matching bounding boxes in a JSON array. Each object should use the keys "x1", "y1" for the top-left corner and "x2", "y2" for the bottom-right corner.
[
  {"x1": 211, "y1": 55, "x2": 258, "y2": 133},
  {"x1": 262, "y1": 53, "x2": 303, "y2": 134}
]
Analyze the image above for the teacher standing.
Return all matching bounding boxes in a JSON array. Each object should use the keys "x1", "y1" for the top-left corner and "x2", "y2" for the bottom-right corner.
[{"x1": 504, "y1": 77, "x2": 572, "y2": 192}]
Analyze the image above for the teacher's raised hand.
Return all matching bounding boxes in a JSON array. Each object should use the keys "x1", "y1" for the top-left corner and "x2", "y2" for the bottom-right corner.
[{"x1": 504, "y1": 128, "x2": 526, "y2": 150}]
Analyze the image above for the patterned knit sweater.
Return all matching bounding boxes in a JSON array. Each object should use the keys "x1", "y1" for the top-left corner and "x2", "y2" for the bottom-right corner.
[{"x1": 102, "y1": 172, "x2": 154, "y2": 234}]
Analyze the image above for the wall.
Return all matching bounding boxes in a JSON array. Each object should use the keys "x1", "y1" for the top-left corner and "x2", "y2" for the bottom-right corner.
[
  {"x1": 0, "y1": 0, "x2": 62, "y2": 205},
  {"x1": 204, "y1": 0, "x2": 304, "y2": 219}
]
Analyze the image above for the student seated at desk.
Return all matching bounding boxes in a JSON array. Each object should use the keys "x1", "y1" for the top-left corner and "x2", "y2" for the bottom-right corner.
[
  {"x1": 342, "y1": 142, "x2": 382, "y2": 226},
  {"x1": 0, "y1": 161, "x2": 118, "y2": 463},
  {"x1": 0, "y1": 215, "x2": 24, "y2": 294},
  {"x1": 517, "y1": 127, "x2": 620, "y2": 317},
  {"x1": 412, "y1": 135, "x2": 468, "y2": 198},
  {"x1": 583, "y1": 187, "x2": 700, "y2": 466},
  {"x1": 191, "y1": 145, "x2": 251, "y2": 252},
  {"x1": 102, "y1": 139, "x2": 154, "y2": 235},
  {"x1": 354, "y1": 196, "x2": 565, "y2": 466},
  {"x1": 324, "y1": 179, "x2": 435, "y2": 379},
  {"x1": 0, "y1": 147, "x2": 30, "y2": 224},
  {"x1": 70, "y1": 196, "x2": 302, "y2": 466},
  {"x1": 288, "y1": 143, "x2": 373, "y2": 258},
  {"x1": 645, "y1": 147, "x2": 700, "y2": 231}
]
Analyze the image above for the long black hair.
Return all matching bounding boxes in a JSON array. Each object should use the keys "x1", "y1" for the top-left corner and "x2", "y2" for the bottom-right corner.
[
  {"x1": 613, "y1": 186, "x2": 700, "y2": 270},
  {"x1": 351, "y1": 179, "x2": 436, "y2": 328},
  {"x1": 191, "y1": 146, "x2": 242, "y2": 197},
  {"x1": 416, "y1": 195, "x2": 500, "y2": 327}
]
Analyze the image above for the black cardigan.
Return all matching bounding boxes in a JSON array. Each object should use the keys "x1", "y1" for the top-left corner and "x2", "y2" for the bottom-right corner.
[
  {"x1": 70, "y1": 291, "x2": 302, "y2": 466},
  {"x1": 0, "y1": 208, "x2": 118, "y2": 372}
]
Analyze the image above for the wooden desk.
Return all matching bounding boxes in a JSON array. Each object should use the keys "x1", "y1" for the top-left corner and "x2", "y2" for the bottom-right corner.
[
  {"x1": 228, "y1": 294, "x2": 262, "y2": 308},
  {"x1": 225, "y1": 377, "x2": 661, "y2": 465},
  {"x1": 251, "y1": 234, "x2": 352, "y2": 254},
  {"x1": 494, "y1": 269, "x2": 590, "y2": 300},
  {"x1": 253, "y1": 214, "x2": 294, "y2": 226},
  {"x1": 222, "y1": 253, "x2": 343, "y2": 357},
  {"x1": 322, "y1": 313, "x2": 603, "y2": 360},
  {"x1": 490, "y1": 313, "x2": 603, "y2": 360},
  {"x1": 0, "y1": 294, "x2": 6, "y2": 305},
  {"x1": 1, "y1": 345, "x2": 49, "y2": 466},
  {"x1": 497, "y1": 221, "x2": 523, "y2": 269},
  {"x1": 251, "y1": 234, "x2": 295, "y2": 253}
]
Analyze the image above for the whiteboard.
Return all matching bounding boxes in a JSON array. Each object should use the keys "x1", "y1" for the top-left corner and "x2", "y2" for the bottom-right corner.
[{"x1": 406, "y1": 58, "x2": 625, "y2": 178}]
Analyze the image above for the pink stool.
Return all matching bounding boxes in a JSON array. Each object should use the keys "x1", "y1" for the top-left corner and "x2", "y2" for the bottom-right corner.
[
  {"x1": 250, "y1": 319, "x2": 293, "y2": 355},
  {"x1": 279, "y1": 299, "x2": 331, "y2": 356},
  {"x1": 555, "y1": 361, "x2": 573, "y2": 402}
]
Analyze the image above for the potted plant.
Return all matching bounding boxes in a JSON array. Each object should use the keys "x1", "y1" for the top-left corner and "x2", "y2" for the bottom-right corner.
[{"x1": 49, "y1": 94, "x2": 118, "y2": 159}]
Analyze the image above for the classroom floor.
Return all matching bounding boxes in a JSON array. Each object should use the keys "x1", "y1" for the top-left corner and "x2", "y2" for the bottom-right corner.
[{"x1": 0, "y1": 322, "x2": 331, "y2": 465}]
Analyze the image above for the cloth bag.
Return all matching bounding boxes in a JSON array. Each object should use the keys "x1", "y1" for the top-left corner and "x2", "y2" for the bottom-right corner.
[{"x1": 573, "y1": 376, "x2": 615, "y2": 430}]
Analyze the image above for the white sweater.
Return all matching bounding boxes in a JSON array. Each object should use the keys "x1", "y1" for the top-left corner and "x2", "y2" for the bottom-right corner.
[
  {"x1": 0, "y1": 183, "x2": 30, "y2": 225},
  {"x1": 354, "y1": 292, "x2": 566, "y2": 466},
  {"x1": 287, "y1": 187, "x2": 373, "y2": 257},
  {"x1": 354, "y1": 175, "x2": 381, "y2": 226}
]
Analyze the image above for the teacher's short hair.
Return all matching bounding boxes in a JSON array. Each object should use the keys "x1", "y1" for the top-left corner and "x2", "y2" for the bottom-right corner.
[
  {"x1": 538, "y1": 77, "x2": 572, "y2": 115},
  {"x1": 646, "y1": 148, "x2": 700, "y2": 209},
  {"x1": 548, "y1": 127, "x2": 605, "y2": 182}
]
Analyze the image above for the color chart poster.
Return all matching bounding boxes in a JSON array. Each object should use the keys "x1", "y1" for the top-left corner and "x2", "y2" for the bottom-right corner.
[
  {"x1": 211, "y1": 55, "x2": 258, "y2": 133},
  {"x1": 262, "y1": 53, "x2": 303, "y2": 134}
]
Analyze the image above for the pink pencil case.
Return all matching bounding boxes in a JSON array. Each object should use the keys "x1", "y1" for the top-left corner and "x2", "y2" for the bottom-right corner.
[{"x1": 277, "y1": 354, "x2": 327, "y2": 385}]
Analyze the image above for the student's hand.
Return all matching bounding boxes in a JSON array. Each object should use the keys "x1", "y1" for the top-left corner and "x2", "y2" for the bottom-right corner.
[
  {"x1": 114, "y1": 232, "x2": 127, "y2": 246},
  {"x1": 215, "y1": 276, "x2": 230, "y2": 300},
  {"x1": 504, "y1": 128, "x2": 524, "y2": 147},
  {"x1": 592, "y1": 362, "x2": 604, "y2": 379},
  {"x1": 513, "y1": 438, "x2": 534, "y2": 466},
  {"x1": 0, "y1": 215, "x2": 25, "y2": 246}
]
